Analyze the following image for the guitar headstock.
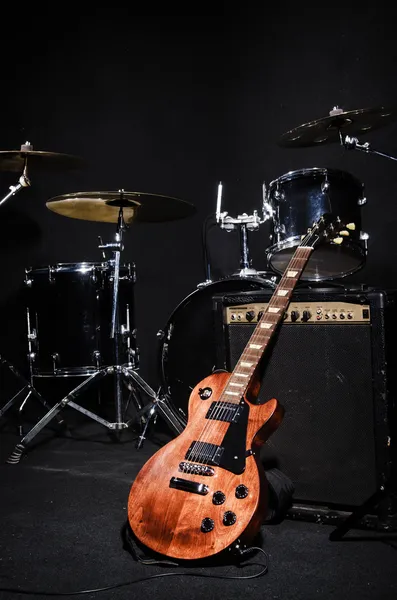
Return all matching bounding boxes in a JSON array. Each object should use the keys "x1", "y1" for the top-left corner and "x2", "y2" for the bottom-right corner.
[{"x1": 301, "y1": 213, "x2": 355, "y2": 249}]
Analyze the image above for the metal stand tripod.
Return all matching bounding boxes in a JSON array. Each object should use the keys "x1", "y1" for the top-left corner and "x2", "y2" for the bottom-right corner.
[
  {"x1": 0, "y1": 355, "x2": 65, "y2": 439},
  {"x1": 6, "y1": 201, "x2": 183, "y2": 464}
]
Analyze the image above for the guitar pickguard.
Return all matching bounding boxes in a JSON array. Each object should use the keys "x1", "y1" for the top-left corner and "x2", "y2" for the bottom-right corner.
[{"x1": 217, "y1": 399, "x2": 249, "y2": 474}]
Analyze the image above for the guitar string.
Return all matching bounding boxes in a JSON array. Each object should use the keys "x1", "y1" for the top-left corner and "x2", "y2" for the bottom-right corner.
[
  {"x1": 189, "y1": 247, "x2": 312, "y2": 466},
  {"x1": 188, "y1": 243, "x2": 314, "y2": 465},
  {"x1": 206, "y1": 247, "x2": 312, "y2": 435},
  {"x1": 188, "y1": 251, "x2": 307, "y2": 467}
]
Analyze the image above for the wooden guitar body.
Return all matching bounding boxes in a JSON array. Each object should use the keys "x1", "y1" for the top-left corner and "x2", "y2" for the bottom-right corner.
[{"x1": 128, "y1": 371, "x2": 284, "y2": 560}]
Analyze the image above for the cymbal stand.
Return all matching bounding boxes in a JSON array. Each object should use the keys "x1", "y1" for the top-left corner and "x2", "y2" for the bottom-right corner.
[
  {"x1": 0, "y1": 142, "x2": 65, "y2": 440},
  {"x1": 0, "y1": 143, "x2": 32, "y2": 207},
  {"x1": 215, "y1": 181, "x2": 271, "y2": 277},
  {"x1": 341, "y1": 133, "x2": 397, "y2": 162},
  {"x1": 5, "y1": 198, "x2": 183, "y2": 464}
]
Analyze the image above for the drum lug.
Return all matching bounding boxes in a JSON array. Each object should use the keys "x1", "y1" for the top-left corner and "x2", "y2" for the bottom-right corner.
[
  {"x1": 157, "y1": 329, "x2": 165, "y2": 340},
  {"x1": 51, "y1": 353, "x2": 60, "y2": 371},
  {"x1": 92, "y1": 350, "x2": 101, "y2": 368},
  {"x1": 274, "y1": 189, "x2": 285, "y2": 201},
  {"x1": 274, "y1": 224, "x2": 287, "y2": 236},
  {"x1": 358, "y1": 196, "x2": 367, "y2": 206},
  {"x1": 27, "y1": 329, "x2": 37, "y2": 341}
]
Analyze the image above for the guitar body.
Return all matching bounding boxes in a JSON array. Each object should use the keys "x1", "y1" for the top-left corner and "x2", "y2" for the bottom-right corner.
[
  {"x1": 128, "y1": 371, "x2": 284, "y2": 560},
  {"x1": 128, "y1": 213, "x2": 346, "y2": 561}
]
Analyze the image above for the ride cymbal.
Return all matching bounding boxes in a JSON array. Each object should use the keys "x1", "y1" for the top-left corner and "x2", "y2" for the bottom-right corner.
[
  {"x1": 0, "y1": 142, "x2": 86, "y2": 172},
  {"x1": 278, "y1": 106, "x2": 397, "y2": 147},
  {"x1": 46, "y1": 190, "x2": 196, "y2": 224}
]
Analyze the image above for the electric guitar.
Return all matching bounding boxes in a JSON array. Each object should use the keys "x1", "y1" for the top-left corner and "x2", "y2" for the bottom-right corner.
[{"x1": 128, "y1": 214, "x2": 352, "y2": 560}]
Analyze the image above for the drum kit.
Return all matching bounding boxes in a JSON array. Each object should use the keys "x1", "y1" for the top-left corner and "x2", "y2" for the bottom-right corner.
[{"x1": 1, "y1": 104, "x2": 396, "y2": 463}]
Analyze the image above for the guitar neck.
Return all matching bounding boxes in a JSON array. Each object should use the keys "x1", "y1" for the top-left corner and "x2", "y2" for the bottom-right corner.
[{"x1": 222, "y1": 246, "x2": 314, "y2": 403}]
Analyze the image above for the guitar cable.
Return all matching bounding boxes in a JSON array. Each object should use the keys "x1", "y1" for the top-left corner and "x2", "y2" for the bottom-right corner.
[{"x1": 0, "y1": 546, "x2": 269, "y2": 597}]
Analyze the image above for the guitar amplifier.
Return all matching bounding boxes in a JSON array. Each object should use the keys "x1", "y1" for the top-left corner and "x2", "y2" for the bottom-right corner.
[{"x1": 212, "y1": 286, "x2": 396, "y2": 513}]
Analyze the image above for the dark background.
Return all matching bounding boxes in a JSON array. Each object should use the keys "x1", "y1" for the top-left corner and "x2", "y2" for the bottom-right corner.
[{"x1": 1, "y1": 2, "x2": 397, "y2": 390}]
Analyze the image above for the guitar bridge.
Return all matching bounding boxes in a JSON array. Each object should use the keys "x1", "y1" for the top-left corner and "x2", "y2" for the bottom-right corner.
[{"x1": 179, "y1": 462, "x2": 215, "y2": 476}]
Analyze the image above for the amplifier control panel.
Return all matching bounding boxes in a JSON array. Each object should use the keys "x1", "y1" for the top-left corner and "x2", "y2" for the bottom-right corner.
[{"x1": 225, "y1": 302, "x2": 371, "y2": 324}]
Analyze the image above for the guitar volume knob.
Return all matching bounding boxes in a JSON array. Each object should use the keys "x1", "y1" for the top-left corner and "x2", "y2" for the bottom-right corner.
[
  {"x1": 235, "y1": 484, "x2": 249, "y2": 499},
  {"x1": 212, "y1": 491, "x2": 226, "y2": 505},
  {"x1": 223, "y1": 511, "x2": 237, "y2": 526},
  {"x1": 201, "y1": 517, "x2": 215, "y2": 533}
]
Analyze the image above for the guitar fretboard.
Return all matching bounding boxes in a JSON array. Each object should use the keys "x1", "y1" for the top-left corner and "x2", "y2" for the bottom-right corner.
[{"x1": 220, "y1": 246, "x2": 314, "y2": 404}]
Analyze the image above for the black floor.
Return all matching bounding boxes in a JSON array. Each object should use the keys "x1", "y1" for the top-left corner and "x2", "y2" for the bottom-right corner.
[{"x1": 1, "y1": 395, "x2": 397, "y2": 600}]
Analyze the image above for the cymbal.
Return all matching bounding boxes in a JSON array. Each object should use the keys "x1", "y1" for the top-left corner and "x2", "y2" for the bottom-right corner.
[
  {"x1": 46, "y1": 191, "x2": 196, "y2": 224},
  {"x1": 0, "y1": 142, "x2": 85, "y2": 172},
  {"x1": 278, "y1": 106, "x2": 397, "y2": 147}
]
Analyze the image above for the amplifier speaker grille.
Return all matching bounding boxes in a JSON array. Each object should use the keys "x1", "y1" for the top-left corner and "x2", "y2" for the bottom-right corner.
[{"x1": 214, "y1": 289, "x2": 395, "y2": 508}]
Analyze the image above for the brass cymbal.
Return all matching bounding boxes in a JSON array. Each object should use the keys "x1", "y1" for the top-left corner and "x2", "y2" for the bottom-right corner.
[
  {"x1": 46, "y1": 191, "x2": 196, "y2": 224},
  {"x1": 278, "y1": 106, "x2": 397, "y2": 147},
  {"x1": 0, "y1": 142, "x2": 86, "y2": 172}
]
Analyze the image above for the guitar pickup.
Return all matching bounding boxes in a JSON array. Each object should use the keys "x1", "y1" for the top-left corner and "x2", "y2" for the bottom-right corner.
[{"x1": 169, "y1": 477, "x2": 209, "y2": 495}]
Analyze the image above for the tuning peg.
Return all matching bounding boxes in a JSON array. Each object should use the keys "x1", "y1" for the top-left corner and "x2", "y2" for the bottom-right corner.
[
  {"x1": 346, "y1": 223, "x2": 355, "y2": 230},
  {"x1": 332, "y1": 237, "x2": 343, "y2": 245},
  {"x1": 339, "y1": 230, "x2": 350, "y2": 236}
]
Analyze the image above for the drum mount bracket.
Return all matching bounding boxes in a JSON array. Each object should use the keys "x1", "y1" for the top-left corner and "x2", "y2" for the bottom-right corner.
[
  {"x1": 215, "y1": 181, "x2": 271, "y2": 276},
  {"x1": 342, "y1": 133, "x2": 397, "y2": 162}
]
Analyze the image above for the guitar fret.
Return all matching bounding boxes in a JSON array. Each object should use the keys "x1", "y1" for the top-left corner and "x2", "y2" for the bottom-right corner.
[{"x1": 223, "y1": 234, "x2": 321, "y2": 404}]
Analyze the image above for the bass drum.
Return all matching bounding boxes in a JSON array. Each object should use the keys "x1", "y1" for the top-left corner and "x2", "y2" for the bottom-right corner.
[{"x1": 158, "y1": 274, "x2": 277, "y2": 429}]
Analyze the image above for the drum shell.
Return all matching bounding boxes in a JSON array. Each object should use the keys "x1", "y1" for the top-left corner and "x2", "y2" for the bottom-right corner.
[
  {"x1": 25, "y1": 262, "x2": 136, "y2": 377},
  {"x1": 265, "y1": 167, "x2": 367, "y2": 281},
  {"x1": 158, "y1": 275, "x2": 277, "y2": 425}
]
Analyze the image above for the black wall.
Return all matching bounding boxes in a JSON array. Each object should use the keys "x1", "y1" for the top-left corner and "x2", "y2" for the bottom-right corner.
[{"x1": 1, "y1": 4, "x2": 397, "y2": 389}]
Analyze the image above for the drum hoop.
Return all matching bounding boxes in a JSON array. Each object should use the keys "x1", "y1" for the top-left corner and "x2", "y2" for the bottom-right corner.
[
  {"x1": 25, "y1": 261, "x2": 133, "y2": 275},
  {"x1": 268, "y1": 167, "x2": 364, "y2": 191},
  {"x1": 265, "y1": 237, "x2": 366, "y2": 281},
  {"x1": 161, "y1": 275, "x2": 277, "y2": 333}
]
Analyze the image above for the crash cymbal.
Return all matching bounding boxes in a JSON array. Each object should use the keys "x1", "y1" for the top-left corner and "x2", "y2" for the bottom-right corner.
[
  {"x1": 0, "y1": 142, "x2": 85, "y2": 172},
  {"x1": 46, "y1": 190, "x2": 196, "y2": 224},
  {"x1": 278, "y1": 106, "x2": 397, "y2": 147}
]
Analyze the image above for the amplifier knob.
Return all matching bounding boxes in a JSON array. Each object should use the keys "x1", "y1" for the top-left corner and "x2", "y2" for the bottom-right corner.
[
  {"x1": 302, "y1": 310, "x2": 311, "y2": 322},
  {"x1": 246, "y1": 310, "x2": 255, "y2": 322},
  {"x1": 291, "y1": 310, "x2": 299, "y2": 322}
]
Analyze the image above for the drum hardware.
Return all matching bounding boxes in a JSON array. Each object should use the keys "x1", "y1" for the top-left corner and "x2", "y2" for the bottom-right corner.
[
  {"x1": 6, "y1": 189, "x2": 195, "y2": 463},
  {"x1": 0, "y1": 354, "x2": 65, "y2": 442},
  {"x1": 215, "y1": 181, "x2": 271, "y2": 278},
  {"x1": 342, "y1": 133, "x2": 397, "y2": 163},
  {"x1": 0, "y1": 142, "x2": 86, "y2": 441}
]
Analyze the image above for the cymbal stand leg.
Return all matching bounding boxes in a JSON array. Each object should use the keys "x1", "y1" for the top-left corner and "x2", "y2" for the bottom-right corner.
[
  {"x1": 0, "y1": 355, "x2": 64, "y2": 434},
  {"x1": 5, "y1": 368, "x2": 112, "y2": 464},
  {"x1": 121, "y1": 366, "x2": 186, "y2": 438}
]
